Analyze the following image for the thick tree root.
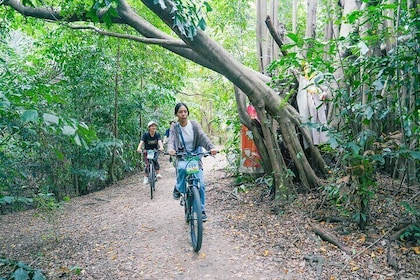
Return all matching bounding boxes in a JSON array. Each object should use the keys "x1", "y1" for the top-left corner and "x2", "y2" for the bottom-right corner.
[{"x1": 310, "y1": 222, "x2": 351, "y2": 254}]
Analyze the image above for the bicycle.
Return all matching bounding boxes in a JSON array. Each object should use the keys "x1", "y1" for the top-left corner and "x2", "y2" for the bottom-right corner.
[
  {"x1": 144, "y1": 149, "x2": 159, "y2": 199},
  {"x1": 174, "y1": 150, "x2": 215, "y2": 252}
]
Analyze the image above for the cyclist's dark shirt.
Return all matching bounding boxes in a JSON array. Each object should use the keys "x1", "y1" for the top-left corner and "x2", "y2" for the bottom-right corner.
[{"x1": 142, "y1": 132, "x2": 161, "y2": 150}]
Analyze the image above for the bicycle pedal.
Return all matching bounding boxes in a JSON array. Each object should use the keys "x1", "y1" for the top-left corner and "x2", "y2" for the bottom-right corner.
[{"x1": 180, "y1": 200, "x2": 184, "y2": 206}]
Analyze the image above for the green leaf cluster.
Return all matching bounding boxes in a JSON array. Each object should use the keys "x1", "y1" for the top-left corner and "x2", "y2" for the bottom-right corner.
[
  {"x1": 268, "y1": 0, "x2": 419, "y2": 229},
  {"x1": 0, "y1": 258, "x2": 46, "y2": 280},
  {"x1": 0, "y1": 10, "x2": 186, "y2": 211},
  {"x1": 168, "y1": 0, "x2": 212, "y2": 40}
]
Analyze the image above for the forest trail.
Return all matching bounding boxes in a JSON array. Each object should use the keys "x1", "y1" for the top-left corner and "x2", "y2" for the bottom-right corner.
[
  {"x1": 1, "y1": 153, "x2": 419, "y2": 279},
  {"x1": 1, "y1": 154, "x2": 292, "y2": 279}
]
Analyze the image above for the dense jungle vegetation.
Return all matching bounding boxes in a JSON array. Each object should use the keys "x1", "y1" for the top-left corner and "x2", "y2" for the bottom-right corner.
[{"x1": 0, "y1": 0, "x2": 418, "y2": 278}]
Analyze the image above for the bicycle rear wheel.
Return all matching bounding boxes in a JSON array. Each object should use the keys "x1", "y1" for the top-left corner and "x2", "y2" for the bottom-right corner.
[
  {"x1": 149, "y1": 163, "x2": 155, "y2": 199},
  {"x1": 189, "y1": 186, "x2": 203, "y2": 252}
]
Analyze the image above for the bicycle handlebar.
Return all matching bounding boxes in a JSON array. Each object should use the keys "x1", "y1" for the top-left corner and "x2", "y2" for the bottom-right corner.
[
  {"x1": 138, "y1": 148, "x2": 161, "y2": 153},
  {"x1": 164, "y1": 150, "x2": 217, "y2": 158}
]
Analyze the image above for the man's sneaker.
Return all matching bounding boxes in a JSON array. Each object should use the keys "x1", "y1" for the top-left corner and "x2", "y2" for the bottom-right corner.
[
  {"x1": 202, "y1": 211, "x2": 207, "y2": 222},
  {"x1": 143, "y1": 177, "x2": 148, "y2": 184},
  {"x1": 173, "y1": 187, "x2": 181, "y2": 200},
  {"x1": 156, "y1": 174, "x2": 162, "y2": 179}
]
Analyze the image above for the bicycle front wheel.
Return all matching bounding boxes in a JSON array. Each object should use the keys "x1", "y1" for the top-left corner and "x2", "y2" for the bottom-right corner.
[
  {"x1": 189, "y1": 186, "x2": 203, "y2": 252},
  {"x1": 149, "y1": 164, "x2": 155, "y2": 199}
]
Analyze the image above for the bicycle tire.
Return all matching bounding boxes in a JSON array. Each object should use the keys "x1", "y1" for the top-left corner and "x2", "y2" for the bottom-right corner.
[
  {"x1": 189, "y1": 186, "x2": 203, "y2": 252},
  {"x1": 149, "y1": 163, "x2": 155, "y2": 199}
]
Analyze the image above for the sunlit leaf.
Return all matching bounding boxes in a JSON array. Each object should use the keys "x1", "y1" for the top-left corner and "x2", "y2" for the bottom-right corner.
[
  {"x1": 22, "y1": 109, "x2": 38, "y2": 123},
  {"x1": 372, "y1": 80, "x2": 383, "y2": 90},
  {"x1": 74, "y1": 134, "x2": 81, "y2": 146},
  {"x1": 287, "y1": 33, "x2": 299, "y2": 43},
  {"x1": 13, "y1": 268, "x2": 29, "y2": 280},
  {"x1": 365, "y1": 106, "x2": 374, "y2": 120},
  {"x1": 43, "y1": 113, "x2": 59, "y2": 125},
  {"x1": 409, "y1": 151, "x2": 420, "y2": 160},
  {"x1": 358, "y1": 41, "x2": 369, "y2": 55},
  {"x1": 33, "y1": 270, "x2": 46, "y2": 280},
  {"x1": 54, "y1": 148, "x2": 64, "y2": 160},
  {"x1": 62, "y1": 125, "x2": 76, "y2": 136}
]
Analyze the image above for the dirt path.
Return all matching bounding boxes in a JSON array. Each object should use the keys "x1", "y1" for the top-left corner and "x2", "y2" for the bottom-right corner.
[
  {"x1": 1, "y1": 155, "x2": 290, "y2": 279},
  {"x1": 2, "y1": 154, "x2": 419, "y2": 279}
]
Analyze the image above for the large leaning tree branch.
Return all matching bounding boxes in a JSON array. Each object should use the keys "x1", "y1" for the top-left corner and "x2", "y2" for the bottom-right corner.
[
  {"x1": 2, "y1": 0, "x2": 125, "y2": 23},
  {"x1": 140, "y1": 0, "x2": 326, "y2": 185},
  {"x1": 265, "y1": 15, "x2": 288, "y2": 57},
  {"x1": 140, "y1": 0, "x2": 277, "y2": 112},
  {"x1": 2, "y1": 0, "x2": 271, "y2": 83},
  {"x1": 0, "y1": 0, "x2": 217, "y2": 75},
  {"x1": 69, "y1": 25, "x2": 188, "y2": 48}
]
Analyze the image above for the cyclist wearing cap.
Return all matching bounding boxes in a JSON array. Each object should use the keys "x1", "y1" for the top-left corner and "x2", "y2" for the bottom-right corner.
[{"x1": 137, "y1": 121, "x2": 164, "y2": 184}]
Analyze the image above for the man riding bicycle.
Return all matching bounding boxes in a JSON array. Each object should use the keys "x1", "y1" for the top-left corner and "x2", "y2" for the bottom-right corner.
[{"x1": 137, "y1": 121, "x2": 164, "y2": 184}]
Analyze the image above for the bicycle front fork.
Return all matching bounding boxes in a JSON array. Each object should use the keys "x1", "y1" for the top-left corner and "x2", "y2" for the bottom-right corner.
[
  {"x1": 180, "y1": 195, "x2": 185, "y2": 206},
  {"x1": 180, "y1": 187, "x2": 192, "y2": 207}
]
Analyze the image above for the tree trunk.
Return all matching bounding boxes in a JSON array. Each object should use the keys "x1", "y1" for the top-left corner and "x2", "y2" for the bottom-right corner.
[
  {"x1": 303, "y1": 0, "x2": 317, "y2": 57},
  {"x1": 256, "y1": 0, "x2": 269, "y2": 74},
  {"x1": 109, "y1": 40, "x2": 120, "y2": 183}
]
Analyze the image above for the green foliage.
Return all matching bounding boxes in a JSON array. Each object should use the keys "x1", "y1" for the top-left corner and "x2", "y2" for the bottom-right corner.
[
  {"x1": 399, "y1": 202, "x2": 420, "y2": 244},
  {"x1": 0, "y1": 195, "x2": 33, "y2": 213},
  {"x1": 0, "y1": 4, "x2": 187, "y2": 209},
  {"x1": 29, "y1": 190, "x2": 65, "y2": 241},
  {"x1": 179, "y1": 1, "x2": 256, "y2": 177},
  {"x1": 322, "y1": 129, "x2": 381, "y2": 229},
  {"x1": 232, "y1": 174, "x2": 257, "y2": 193},
  {"x1": 209, "y1": 0, "x2": 251, "y2": 33},
  {"x1": 176, "y1": 62, "x2": 240, "y2": 179},
  {"x1": 1, "y1": 29, "x2": 96, "y2": 210},
  {"x1": 207, "y1": 0, "x2": 257, "y2": 68},
  {"x1": 225, "y1": 146, "x2": 241, "y2": 175},
  {"x1": 89, "y1": 0, "x2": 119, "y2": 27},
  {"x1": 3, "y1": 0, "x2": 252, "y2": 195},
  {"x1": 277, "y1": 0, "x2": 307, "y2": 37},
  {"x1": 268, "y1": 0, "x2": 419, "y2": 228},
  {"x1": 327, "y1": 1, "x2": 419, "y2": 228},
  {"x1": 33, "y1": 192, "x2": 62, "y2": 223},
  {"x1": 0, "y1": 258, "x2": 46, "y2": 280},
  {"x1": 161, "y1": 0, "x2": 212, "y2": 40},
  {"x1": 255, "y1": 175, "x2": 273, "y2": 188},
  {"x1": 0, "y1": 0, "x2": 415, "y2": 238},
  {"x1": 399, "y1": 224, "x2": 420, "y2": 244}
]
